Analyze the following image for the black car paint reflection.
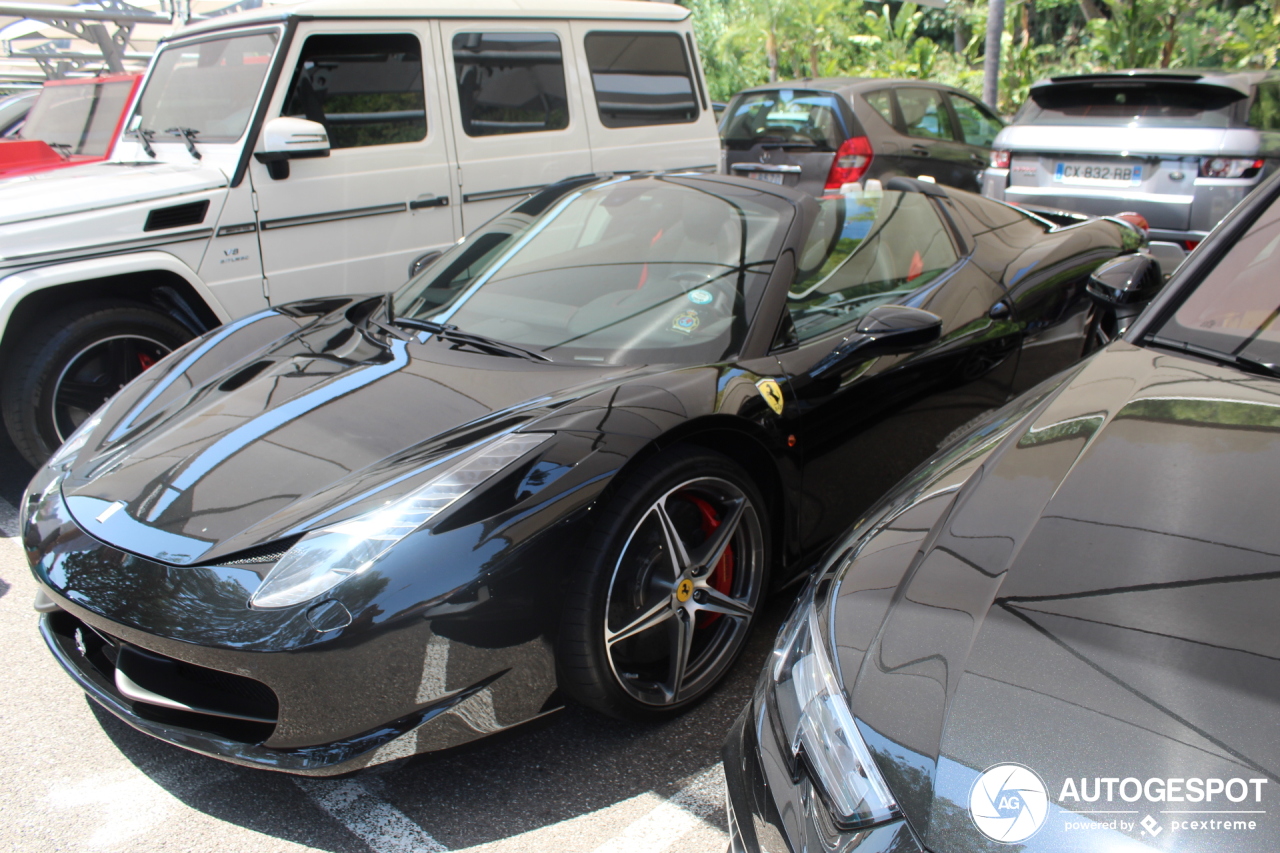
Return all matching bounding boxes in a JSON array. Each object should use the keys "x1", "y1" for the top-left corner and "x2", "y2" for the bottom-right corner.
[
  {"x1": 726, "y1": 171, "x2": 1280, "y2": 852},
  {"x1": 23, "y1": 173, "x2": 1139, "y2": 774}
]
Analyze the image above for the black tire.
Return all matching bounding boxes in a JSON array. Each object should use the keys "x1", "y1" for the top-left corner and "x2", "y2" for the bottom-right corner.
[
  {"x1": 2, "y1": 299, "x2": 192, "y2": 467},
  {"x1": 558, "y1": 445, "x2": 771, "y2": 720}
]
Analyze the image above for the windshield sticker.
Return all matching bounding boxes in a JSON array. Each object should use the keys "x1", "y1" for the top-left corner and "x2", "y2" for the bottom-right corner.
[
  {"x1": 963, "y1": 760, "x2": 1270, "y2": 845},
  {"x1": 672, "y1": 310, "x2": 700, "y2": 335},
  {"x1": 688, "y1": 289, "x2": 713, "y2": 305}
]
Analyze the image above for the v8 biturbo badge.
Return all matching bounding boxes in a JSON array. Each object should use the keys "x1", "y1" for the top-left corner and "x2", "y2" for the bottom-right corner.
[{"x1": 756, "y1": 379, "x2": 784, "y2": 415}]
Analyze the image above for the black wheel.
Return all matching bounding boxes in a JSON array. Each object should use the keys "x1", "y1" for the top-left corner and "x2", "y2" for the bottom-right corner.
[
  {"x1": 2, "y1": 300, "x2": 191, "y2": 467},
  {"x1": 558, "y1": 446, "x2": 770, "y2": 720}
]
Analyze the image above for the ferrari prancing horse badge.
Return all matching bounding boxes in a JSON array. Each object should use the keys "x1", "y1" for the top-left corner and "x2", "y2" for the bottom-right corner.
[{"x1": 756, "y1": 379, "x2": 784, "y2": 415}]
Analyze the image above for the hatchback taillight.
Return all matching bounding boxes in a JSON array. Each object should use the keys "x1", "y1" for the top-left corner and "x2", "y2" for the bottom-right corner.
[
  {"x1": 1199, "y1": 157, "x2": 1264, "y2": 179},
  {"x1": 825, "y1": 136, "x2": 873, "y2": 190},
  {"x1": 990, "y1": 149, "x2": 1012, "y2": 169}
]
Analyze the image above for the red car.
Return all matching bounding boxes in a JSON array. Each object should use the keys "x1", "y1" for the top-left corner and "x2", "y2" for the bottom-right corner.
[{"x1": 0, "y1": 74, "x2": 141, "y2": 178}]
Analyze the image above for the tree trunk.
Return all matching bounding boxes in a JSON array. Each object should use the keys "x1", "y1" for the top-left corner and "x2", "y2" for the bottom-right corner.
[
  {"x1": 983, "y1": 0, "x2": 1006, "y2": 109},
  {"x1": 810, "y1": 43, "x2": 821, "y2": 78},
  {"x1": 766, "y1": 29, "x2": 778, "y2": 82},
  {"x1": 1078, "y1": 0, "x2": 1107, "y2": 21}
]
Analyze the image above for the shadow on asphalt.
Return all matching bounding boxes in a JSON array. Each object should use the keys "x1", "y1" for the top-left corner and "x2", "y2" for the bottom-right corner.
[
  {"x1": 0, "y1": 429, "x2": 34, "y2": 509},
  {"x1": 91, "y1": 595, "x2": 792, "y2": 851}
]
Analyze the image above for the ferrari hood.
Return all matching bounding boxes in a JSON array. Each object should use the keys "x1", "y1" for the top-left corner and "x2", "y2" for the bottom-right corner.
[
  {"x1": 847, "y1": 341, "x2": 1280, "y2": 852},
  {"x1": 59, "y1": 297, "x2": 645, "y2": 566},
  {"x1": 0, "y1": 160, "x2": 227, "y2": 227}
]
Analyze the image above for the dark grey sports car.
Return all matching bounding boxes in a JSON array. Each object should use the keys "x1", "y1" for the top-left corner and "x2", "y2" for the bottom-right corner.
[
  {"x1": 724, "y1": 172, "x2": 1280, "y2": 851},
  {"x1": 23, "y1": 172, "x2": 1142, "y2": 775}
]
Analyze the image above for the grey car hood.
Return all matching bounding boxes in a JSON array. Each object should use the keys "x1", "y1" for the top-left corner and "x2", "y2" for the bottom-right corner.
[{"x1": 846, "y1": 342, "x2": 1280, "y2": 852}]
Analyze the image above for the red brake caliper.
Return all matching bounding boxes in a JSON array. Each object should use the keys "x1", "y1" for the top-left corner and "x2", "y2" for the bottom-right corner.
[
  {"x1": 683, "y1": 494, "x2": 735, "y2": 627},
  {"x1": 137, "y1": 352, "x2": 156, "y2": 371}
]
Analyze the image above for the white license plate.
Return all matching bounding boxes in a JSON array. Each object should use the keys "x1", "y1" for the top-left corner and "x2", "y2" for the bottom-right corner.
[
  {"x1": 1054, "y1": 161, "x2": 1143, "y2": 186},
  {"x1": 750, "y1": 171, "x2": 786, "y2": 185}
]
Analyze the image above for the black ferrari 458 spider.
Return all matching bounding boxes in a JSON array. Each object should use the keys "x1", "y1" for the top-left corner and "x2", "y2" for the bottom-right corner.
[{"x1": 24, "y1": 172, "x2": 1145, "y2": 774}]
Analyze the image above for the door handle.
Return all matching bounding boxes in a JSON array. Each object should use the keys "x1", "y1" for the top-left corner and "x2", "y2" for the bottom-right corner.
[
  {"x1": 911, "y1": 144, "x2": 931, "y2": 157},
  {"x1": 409, "y1": 195, "x2": 449, "y2": 210},
  {"x1": 971, "y1": 154, "x2": 988, "y2": 166}
]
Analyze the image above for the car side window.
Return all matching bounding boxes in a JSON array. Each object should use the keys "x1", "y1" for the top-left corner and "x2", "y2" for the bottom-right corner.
[
  {"x1": 898, "y1": 88, "x2": 956, "y2": 141},
  {"x1": 785, "y1": 191, "x2": 958, "y2": 344},
  {"x1": 864, "y1": 89, "x2": 895, "y2": 126},
  {"x1": 949, "y1": 94, "x2": 1003, "y2": 147},
  {"x1": 282, "y1": 33, "x2": 426, "y2": 149},
  {"x1": 584, "y1": 32, "x2": 699, "y2": 127},
  {"x1": 452, "y1": 32, "x2": 569, "y2": 136},
  {"x1": 1249, "y1": 83, "x2": 1280, "y2": 131}
]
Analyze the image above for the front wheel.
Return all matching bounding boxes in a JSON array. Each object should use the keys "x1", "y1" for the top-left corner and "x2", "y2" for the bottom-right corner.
[
  {"x1": 558, "y1": 446, "x2": 770, "y2": 720},
  {"x1": 2, "y1": 300, "x2": 192, "y2": 467}
]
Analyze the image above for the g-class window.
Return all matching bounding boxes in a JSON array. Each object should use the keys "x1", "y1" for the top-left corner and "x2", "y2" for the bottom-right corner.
[
  {"x1": 452, "y1": 32, "x2": 570, "y2": 137},
  {"x1": 584, "y1": 32, "x2": 699, "y2": 128},
  {"x1": 282, "y1": 33, "x2": 427, "y2": 149}
]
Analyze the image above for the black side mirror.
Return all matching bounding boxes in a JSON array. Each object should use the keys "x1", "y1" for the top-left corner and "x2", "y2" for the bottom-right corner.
[
  {"x1": 812, "y1": 305, "x2": 943, "y2": 378},
  {"x1": 1087, "y1": 254, "x2": 1163, "y2": 307},
  {"x1": 408, "y1": 250, "x2": 443, "y2": 280}
]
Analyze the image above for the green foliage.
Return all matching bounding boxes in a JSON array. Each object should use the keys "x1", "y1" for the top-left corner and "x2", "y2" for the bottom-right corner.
[{"x1": 681, "y1": 0, "x2": 1280, "y2": 111}]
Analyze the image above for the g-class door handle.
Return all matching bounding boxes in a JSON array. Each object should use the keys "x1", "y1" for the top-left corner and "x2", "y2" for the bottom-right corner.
[{"x1": 409, "y1": 195, "x2": 449, "y2": 210}]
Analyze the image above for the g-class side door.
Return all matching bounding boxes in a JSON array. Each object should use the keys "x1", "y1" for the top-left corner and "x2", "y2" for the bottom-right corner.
[{"x1": 250, "y1": 22, "x2": 459, "y2": 305}]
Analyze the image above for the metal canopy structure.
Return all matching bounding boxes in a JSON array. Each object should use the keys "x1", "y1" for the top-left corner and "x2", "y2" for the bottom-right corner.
[{"x1": 0, "y1": 0, "x2": 265, "y2": 86}]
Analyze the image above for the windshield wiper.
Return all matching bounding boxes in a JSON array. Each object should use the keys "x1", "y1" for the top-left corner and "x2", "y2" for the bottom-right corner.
[
  {"x1": 166, "y1": 127, "x2": 202, "y2": 160},
  {"x1": 390, "y1": 315, "x2": 551, "y2": 362},
  {"x1": 130, "y1": 126, "x2": 156, "y2": 158},
  {"x1": 1148, "y1": 335, "x2": 1280, "y2": 379},
  {"x1": 47, "y1": 142, "x2": 72, "y2": 161},
  {"x1": 439, "y1": 328, "x2": 551, "y2": 362}
]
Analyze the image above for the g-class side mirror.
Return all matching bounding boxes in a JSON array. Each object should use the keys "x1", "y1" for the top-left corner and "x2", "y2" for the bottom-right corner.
[
  {"x1": 1086, "y1": 253, "x2": 1163, "y2": 308},
  {"x1": 812, "y1": 305, "x2": 943, "y2": 378},
  {"x1": 254, "y1": 117, "x2": 330, "y2": 180}
]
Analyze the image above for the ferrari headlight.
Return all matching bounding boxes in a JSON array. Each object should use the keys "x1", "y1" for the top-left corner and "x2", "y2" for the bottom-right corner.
[
  {"x1": 770, "y1": 582, "x2": 899, "y2": 828},
  {"x1": 251, "y1": 431, "x2": 551, "y2": 609}
]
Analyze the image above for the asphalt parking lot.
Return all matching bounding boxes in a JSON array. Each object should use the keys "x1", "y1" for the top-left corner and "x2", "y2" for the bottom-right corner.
[{"x1": 0, "y1": 431, "x2": 784, "y2": 853}]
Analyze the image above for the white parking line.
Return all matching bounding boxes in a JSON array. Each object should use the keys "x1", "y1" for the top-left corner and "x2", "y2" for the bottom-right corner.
[
  {"x1": 295, "y1": 777, "x2": 449, "y2": 853},
  {"x1": 590, "y1": 766, "x2": 724, "y2": 853}
]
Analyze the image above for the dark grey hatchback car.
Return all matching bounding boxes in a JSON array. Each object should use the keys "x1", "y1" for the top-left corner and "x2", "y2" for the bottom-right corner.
[
  {"x1": 724, "y1": 169, "x2": 1280, "y2": 852},
  {"x1": 721, "y1": 79, "x2": 1004, "y2": 195}
]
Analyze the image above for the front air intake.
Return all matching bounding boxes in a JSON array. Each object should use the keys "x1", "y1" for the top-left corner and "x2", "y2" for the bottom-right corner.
[{"x1": 144, "y1": 200, "x2": 210, "y2": 232}]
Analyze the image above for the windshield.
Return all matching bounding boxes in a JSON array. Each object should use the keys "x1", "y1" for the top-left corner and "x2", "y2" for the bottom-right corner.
[
  {"x1": 392, "y1": 176, "x2": 794, "y2": 365},
  {"x1": 721, "y1": 89, "x2": 848, "y2": 151},
  {"x1": 1019, "y1": 80, "x2": 1245, "y2": 128},
  {"x1": 1152, "y1": 197, "x2": 1280, "y2": 368},
  {"x1": 133, "y1": 31, "x2": 278, "y2": 143},
  {"x1": 21, "y1": 78, "x2": 134, "y2": 156}
]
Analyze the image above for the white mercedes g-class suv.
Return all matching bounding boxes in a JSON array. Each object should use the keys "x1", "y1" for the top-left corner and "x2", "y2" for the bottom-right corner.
[{"x1": 0, "y1": 0, "x2": 719, "y2": 466}]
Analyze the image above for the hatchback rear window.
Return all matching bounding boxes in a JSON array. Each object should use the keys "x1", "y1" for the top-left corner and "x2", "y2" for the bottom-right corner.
[
  {"x1": 1020, "y1": 80, "x2": 1245, "y2": 128},
  {"x1": 721, "y1": 89, "x2": 847, "y2": 151}
]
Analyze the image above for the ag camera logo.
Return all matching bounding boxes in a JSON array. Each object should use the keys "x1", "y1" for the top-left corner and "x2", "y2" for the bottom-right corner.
[{"x1": 970, "y1": 763, "x2": 1050, "y2": 843}]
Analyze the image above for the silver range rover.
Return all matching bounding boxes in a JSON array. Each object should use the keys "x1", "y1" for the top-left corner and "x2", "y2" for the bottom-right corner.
[{"x1": 983, "y1": 70, "x2": 1280, "y2": 274}]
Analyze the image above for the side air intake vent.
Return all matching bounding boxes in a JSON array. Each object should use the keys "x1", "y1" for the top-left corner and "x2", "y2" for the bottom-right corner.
[{"x1": 144, "y1": 200, "x2": 210, "y2": 232}]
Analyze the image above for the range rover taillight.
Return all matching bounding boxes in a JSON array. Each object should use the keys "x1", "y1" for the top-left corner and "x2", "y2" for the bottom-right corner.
[
  {"x1": 1199, "y1": 157, "x2": 1264, "y2": 179},
  {"x1": 990, "y1": 149, "x2": 1012, "y2": 169},
  {"x1": 824, "y1": 136, "x2": 873, "y2": 190}
]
